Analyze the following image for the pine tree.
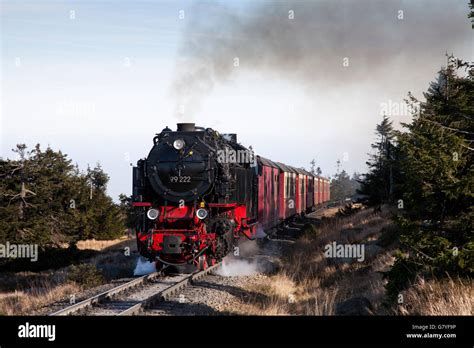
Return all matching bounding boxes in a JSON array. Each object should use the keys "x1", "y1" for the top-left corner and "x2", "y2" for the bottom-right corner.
[
  {"x1": 0, "y1": 145, "x2": 125, "y2": 251},
  {"x1": 119, "y1": 194, "x2": 135, "y2": 230},
  {"x1": 310, "y1": 159, "x2": 316, "y2": 175},
  {"x1": 397, "y1": 57, "x2": 473, "y2": 225},
  {"x1": 358, "y1": 115, "x2": 397, "y2": 204},
  {"x1": 330, "y1": 168, "x2": 360, "y2": 201},
  {"x1": 384, "y1": 58, "x2": 474, "y2": 298},
  {"x1": 88, "y1": 164, "x2": 124, "y2": 240},
  {"x1": 350, "y1": 172, "x2": 361, "y2": 194},
  {"x1": 0, "y1": 144, "x2": 79, "y2": 246}
]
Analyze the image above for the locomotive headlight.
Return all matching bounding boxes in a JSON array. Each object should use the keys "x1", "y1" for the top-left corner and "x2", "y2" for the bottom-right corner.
[
  {"x1": 173, "y1": 139, "x2": 185, "y2": 150},
  {"x1": 147, "y1": 208, "x2": 159, "y2": 220},
  {"x1": 196, "y1": 208, "x2": 208, "y2": 220}
]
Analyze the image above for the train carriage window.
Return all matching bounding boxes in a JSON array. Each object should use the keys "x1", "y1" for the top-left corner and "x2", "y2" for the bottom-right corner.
[
  {"x1": 271, "y1": 171, "x2": 274, "y2": 194},
  {"x1": 288, "y1": 176, "x2": 290, "y2": 197},
  {"x1": 288, "y1": 175, "x2": 290, "y2": 197},
  {"x1": 291, "y1": 176, "x2": 293, "y2": 196},
  {"x1": 288, "y1": 176, "x2": 293, "y2": 196},
  {"x1": 288, "y1": 175, "x2": 291, "y2": 198},
  {"x1": 291, "y1": 176, "x2": 293, "y2": 197},
  {"x1": 292, "y1": 175, "x2": 295, "y2": 197},
  {"x1": 263, "y1": 171, "x2": 267, "y2": 210},
  {"x1": 288, "y1": 176, "x2": 291, "y2": 197}
]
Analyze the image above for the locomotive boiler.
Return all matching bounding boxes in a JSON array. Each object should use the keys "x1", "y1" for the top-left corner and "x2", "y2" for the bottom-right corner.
[{"x1": 132, "y1": 123, "x2": 331, "y2": 270}]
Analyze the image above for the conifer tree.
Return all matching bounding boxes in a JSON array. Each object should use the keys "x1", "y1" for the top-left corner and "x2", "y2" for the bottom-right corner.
[
  {"x1": 397, "y1": 57, "x2": 473, "y2": 226},
  {"x1": 0, "y1": 145, "x2": 125, "y2": 250},
  {"x1": 384, "y1": 58, "x2": 474, "y2": 297},
  {"x1": 358, "y1": 115, "x2": 397, "y2": 204}
]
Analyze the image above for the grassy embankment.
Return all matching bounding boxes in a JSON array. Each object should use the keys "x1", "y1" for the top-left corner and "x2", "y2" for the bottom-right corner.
[
  {"x1": 237, "y1": 206, "x2": 473, "y2": 315},
  {"x1": 0, "y1": 236, "x2": 136, "y2": 315}
]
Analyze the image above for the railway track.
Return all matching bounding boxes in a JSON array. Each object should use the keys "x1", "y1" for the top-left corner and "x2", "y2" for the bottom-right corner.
[
  {"x1": 50, "y1": 262, "x2": 222, "y2": 316},
  {"x1": 48, "y1": 207, "x2": 332, "y2": 316}
]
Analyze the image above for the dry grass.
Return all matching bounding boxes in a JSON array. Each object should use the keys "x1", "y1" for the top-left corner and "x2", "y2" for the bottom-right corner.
[
  {"x1": 0, "y1": 261, "x2": 114, "y2": 315},
  {"x1": 0, "y1": 239, "x2": 139, "y2": 315},
  {"x1": 239, "y1": 205, "x2": 472, "y2": 316},
  {"x1": 0, "y1": 279, "x2": 80, "y2": 315},
  {"x1": 75, "y1": 236, "x2": 133, "y2": 251},
  {"x1": 397, "y1": 276, "x2": 473, "y2": 316},
  {"x1": 240, "y1": 273, "x2": 296, "y2": 315},
  {"x1": 240, "y1": 206, "x2": 396, "y2": 315},
  {"x1": 314, "y1": 206, "x2": 341, "y2": 219}
]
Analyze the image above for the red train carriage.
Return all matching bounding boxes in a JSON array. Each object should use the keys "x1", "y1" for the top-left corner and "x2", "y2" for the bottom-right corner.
[
  {"x1": 321, "y1": 177, "x2": 325, "y2": 203},
  {"x1": 326, "y1": 180, "x2": 331, "y2": 201},
  {"x1": 257, "y1": 157, "x2": 280, "y2": 231},
  {"x1": 274, "y1": 162, "x2": 296, "y2": 222},
  {"x1": 317, "y1": 176, "x2": 321, "y2": 205},
  {"x1": 303, "y1": 169, "x2": 314, "y2": 213},
  {"x1": 314, "y1": 176, "x2": 319, "y2": 205}
]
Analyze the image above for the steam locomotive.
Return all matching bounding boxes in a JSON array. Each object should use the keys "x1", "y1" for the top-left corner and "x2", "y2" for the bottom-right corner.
[{"x1": 132, "y1": 123, "x2": 330, "y2": 270}]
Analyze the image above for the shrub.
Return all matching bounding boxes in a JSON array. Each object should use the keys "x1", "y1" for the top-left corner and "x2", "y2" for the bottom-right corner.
[
  {"x1": 376, "y1": 223, "x2": 400, "y2": 248},
  {"x1": 67, "y1": 264, "x2": 104, "y2": 288}
]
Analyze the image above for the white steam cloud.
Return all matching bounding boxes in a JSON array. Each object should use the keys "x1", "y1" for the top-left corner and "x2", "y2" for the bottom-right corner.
[
  {"x1": 133, "y1": 257, "x2": 156, "y2": 276},
  {"x1": 215, "y1": 257, "x2": 260, "y2": 277}
]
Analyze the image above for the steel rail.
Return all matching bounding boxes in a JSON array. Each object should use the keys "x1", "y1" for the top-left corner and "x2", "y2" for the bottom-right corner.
[
  {"x1": 49, "y1": 270, "x2": 163, "y2": 316},
  {"x1": 118, "y1": 262, "x2": 221, "y2": 316},
  {"x1": 49, "y1": 262, "x2": 221, "y2": 316}
]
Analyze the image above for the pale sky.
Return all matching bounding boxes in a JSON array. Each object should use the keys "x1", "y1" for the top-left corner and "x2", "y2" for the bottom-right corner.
[{"x1": 1, "y1": 0, "x2": 473, "y2": 200}]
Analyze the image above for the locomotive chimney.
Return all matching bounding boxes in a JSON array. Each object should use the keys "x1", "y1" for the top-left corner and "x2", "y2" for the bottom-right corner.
[{"x1": 177, "y1": 123, "x2": 196, "y2": 132}]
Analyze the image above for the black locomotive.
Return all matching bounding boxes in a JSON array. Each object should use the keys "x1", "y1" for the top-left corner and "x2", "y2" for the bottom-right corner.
[{"x1": 132, "y1": 123, "x2": 257, "y2": 269}]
